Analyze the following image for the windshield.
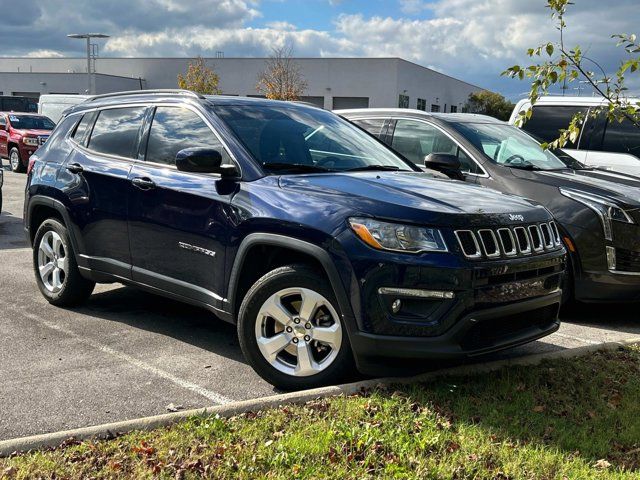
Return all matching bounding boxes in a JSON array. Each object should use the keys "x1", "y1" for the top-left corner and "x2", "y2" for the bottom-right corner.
[
  {"x1": 8, "y1": 115, "x2": 55, "y2": 130},
  {"x1": 450, "y1": 122, "x2": 575, "y2": 171},
  {"x1": 214, "y1": 103, "x2": 413, "y2": 173}
]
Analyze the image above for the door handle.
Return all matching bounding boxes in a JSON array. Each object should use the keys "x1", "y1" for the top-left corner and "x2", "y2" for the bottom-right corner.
[
  {"x1": 131, "y1": 177, "x2": 156, "y2": 190},
  {"x1": 66, "y1": 162, "x2": 84, "y2": 174}
]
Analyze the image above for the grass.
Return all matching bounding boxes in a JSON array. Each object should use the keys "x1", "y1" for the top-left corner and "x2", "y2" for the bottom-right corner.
[{"x1": 2, "y1": 347, "x2": 640, "y2": 479}]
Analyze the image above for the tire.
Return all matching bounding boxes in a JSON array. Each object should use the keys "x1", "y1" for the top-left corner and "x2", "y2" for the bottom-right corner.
[
  {"x1": 238, "y1": 264, "x2": 355, "y2": 390},
  {"x1": 9, "y1": 147, "x2": 24, "y2": 173},
  {"x1": 33, "y1": 218, "x2": 95, "y2": 306}
]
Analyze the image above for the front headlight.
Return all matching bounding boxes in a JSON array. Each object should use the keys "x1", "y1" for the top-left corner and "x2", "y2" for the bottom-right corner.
[
  {"x1": 23, "y1": 137, "x2": 39, "y2": 146},
  {"x1": 559, "y1": 187, "x2": 634, "y2": 241},
  {"x1": 348, "y1": 217, "x2": 447, "y2": 253}
]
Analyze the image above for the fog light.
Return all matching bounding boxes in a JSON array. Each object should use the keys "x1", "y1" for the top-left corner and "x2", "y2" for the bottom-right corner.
[
  {"x1": 606, "y1": 246, "x2": 616, "y2": 270},
  {"x1": 378, "y1": 287, "x2": 455, "y2": 299},
  {"x1": 391, "y1": 299, "x2": 402, "y2": 313}
]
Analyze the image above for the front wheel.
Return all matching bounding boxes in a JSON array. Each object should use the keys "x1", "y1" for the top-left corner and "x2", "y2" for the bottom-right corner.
[
  {"x1": 238, "y1": 265, "x2": 354, "y2": 390},
  {"x1": 9, "y1": 147, "x2": 24, "y2": 173},
  {"x1": 33, "y1": 219, "x2": 95, "y2": 306}
]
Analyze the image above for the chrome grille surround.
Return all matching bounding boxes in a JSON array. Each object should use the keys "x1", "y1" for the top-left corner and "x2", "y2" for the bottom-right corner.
[
  {"x1": 455, "y1": 222, "x2": 563, "y2": 259},
  {"x1": 513, "y1": 227, "x2": 531, "y2": 255},
  {"x1": 454, "y1": 230, "x2": 482, "y2": 259}
]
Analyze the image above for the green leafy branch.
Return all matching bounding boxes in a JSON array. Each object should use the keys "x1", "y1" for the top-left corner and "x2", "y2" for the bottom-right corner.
[{"x1": 502, "y1": 0, "x2": 640, "y2": 149}]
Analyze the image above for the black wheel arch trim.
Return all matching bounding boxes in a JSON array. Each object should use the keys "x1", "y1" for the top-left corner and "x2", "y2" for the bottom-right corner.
[
  {"x1": 227, "y1": 233, "x2": 356, "y2": 328},
  {"x1": 26, "y1": 195, "x2": 85, "y2": 266}
]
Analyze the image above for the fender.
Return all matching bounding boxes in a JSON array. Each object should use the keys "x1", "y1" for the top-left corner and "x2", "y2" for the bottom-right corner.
[
  {"x1": 26, "y1": 195, "x2": 87, "y2": 268},
  {"x1": 226, "y1": 233, "x2": 356, "y2": 329}
]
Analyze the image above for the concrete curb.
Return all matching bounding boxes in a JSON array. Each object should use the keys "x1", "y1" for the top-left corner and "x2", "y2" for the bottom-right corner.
[{"x1": 1, "y1": 338, "x2": 637, "y2": 457}]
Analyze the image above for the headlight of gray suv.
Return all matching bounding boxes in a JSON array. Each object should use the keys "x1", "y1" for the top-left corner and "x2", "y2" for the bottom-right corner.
[
  {"x1": 559, "y1": 187, "x2": 634, "y2": 241},
  {"x1": 348, "y1": 217, "x2": 447, "y2": 253}
]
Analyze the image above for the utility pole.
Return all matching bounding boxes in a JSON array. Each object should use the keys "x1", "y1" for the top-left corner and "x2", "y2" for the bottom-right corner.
[{"x1": 67, "y1": 33, "x2": 110, "y2": 95}]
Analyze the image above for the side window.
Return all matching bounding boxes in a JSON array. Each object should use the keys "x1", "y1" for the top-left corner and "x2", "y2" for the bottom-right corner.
[
  {"x1": 350, "y1": 118, "x2": 386, "y2": 138},
  {"x1": 0, "y1": 115, "x2": 5, "y2": 128},
  {"x1": 71, "y1": 112, "x2": 96, "y2": 146},
  {"x1": 391, "y1": 119, "x2": 481, "y2": 174},
  {"x1": 522, "y1": 106, "x2": 587, "y2": 148},
  {"x1": 145, "y1": 106, "x2": 231, "y2": 166},
  {"x1": 599, "y1": 118, "x2": 640, "y2": 158},
  {"x1": 88, "y1": 107, "x2": 147, "y2": 159}
]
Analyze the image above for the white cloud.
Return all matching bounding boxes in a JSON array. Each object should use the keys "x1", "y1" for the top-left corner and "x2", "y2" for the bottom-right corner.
[
  {"x1": 25, "y1": 50, "x2": 65, "y2": 58},
  {"x1": 2, "y1": 0, "x2": 639, "y2": 96}
]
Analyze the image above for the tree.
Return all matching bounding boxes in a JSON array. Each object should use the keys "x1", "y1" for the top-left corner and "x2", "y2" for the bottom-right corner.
[
  {"x1": 177, "y1": 56, "x2": 221, "y2": 95},
  {"x1": 256, "y1": 45, "x2": 308, "y2": 101},
  {"x1": 465, "y1": 90, "x2": 515, "y2": 120},
  {"x1": 503, "y1": 0, "x2": 640, "y2": 149}
]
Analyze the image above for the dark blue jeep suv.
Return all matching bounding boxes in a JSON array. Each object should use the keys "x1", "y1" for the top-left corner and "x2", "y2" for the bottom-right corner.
[{"x1": 25, "y1": 90, "x2": 565, "y2": 389}]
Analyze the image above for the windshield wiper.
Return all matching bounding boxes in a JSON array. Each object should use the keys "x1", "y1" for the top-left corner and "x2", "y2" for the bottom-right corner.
[
  {"x1": 506, "y1": 164, "x2": 542, "y2": 171},
  {"x1": 345, "y1": 165, "x2": 407, "y2": 172},
  {"x1": 263, "y1": 162, "x2": 334, "y2": 173}
]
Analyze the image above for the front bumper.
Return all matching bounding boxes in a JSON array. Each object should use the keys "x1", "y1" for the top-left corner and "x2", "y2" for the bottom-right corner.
[
  {"x1": 575, "y1": 270, "x2": 640, "y2": 302},
  {"x1": 351, "y1": 292, "x2": 560, "y2": 361}
]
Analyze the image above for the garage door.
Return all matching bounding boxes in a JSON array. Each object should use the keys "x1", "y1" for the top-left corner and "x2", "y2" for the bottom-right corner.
[{"x1": 332, "y1": 97, "x2": 369, "y2": 110}]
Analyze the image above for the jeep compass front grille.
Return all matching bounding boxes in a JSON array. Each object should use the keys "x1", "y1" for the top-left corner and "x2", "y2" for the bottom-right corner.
[{"x1": 455, "y1": 222, "x2": 563, "y2": 259}]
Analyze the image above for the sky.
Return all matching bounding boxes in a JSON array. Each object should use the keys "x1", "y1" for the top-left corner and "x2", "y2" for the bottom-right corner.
[{"x1": 3, "y1": 0, "x2": 640, "y2": 99}]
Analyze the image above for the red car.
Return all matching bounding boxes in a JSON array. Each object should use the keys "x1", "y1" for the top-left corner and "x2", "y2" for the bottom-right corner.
[{"x1": 0, "y1": 112, "x2": 55, "y2": 173}]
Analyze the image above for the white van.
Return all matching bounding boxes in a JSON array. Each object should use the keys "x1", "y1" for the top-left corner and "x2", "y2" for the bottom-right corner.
[
  {"x1": 38, "y1": 94, "x2": 91, "y2": 123},
  {"x1": 509, "y1": 96, "x2": 640, "y2": 176}
]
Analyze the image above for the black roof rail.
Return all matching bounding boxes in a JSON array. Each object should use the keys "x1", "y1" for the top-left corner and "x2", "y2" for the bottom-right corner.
[{"x1": 86, "y1": 89, "x2": 205, "y2": 102}]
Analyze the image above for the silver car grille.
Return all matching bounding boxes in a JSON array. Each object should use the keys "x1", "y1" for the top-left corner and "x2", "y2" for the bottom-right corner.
[
  {"x1": 455, "y1": 221, "x2": 562, "y2": 259},
  {"x1": 38, "y1": 135, "x2": 49, "y2": 146}
]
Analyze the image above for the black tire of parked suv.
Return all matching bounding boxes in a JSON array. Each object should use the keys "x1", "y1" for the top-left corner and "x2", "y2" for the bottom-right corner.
[
  {"x1": 238, "y1": 264, "x2": 355, "y2": 391},
  {"x1": 33, "y1": 219, "x2": 95, "y2": 306},
  {"x1": 9, "y1": 147, "x2": 25, "y2": 173}
]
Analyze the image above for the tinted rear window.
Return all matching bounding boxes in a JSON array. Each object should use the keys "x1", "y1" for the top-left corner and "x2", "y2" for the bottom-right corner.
[
  {"x1": 88, "y1": 107, "x2": 147, "y2": 158},
  {"x1": 522, "y1": 105, "x2": 587, "y2": 148}
]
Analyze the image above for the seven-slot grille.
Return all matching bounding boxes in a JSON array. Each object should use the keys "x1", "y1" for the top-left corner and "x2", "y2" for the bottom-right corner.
[
  {"x1": 38, "y1": 135, "x2": 49, "y2": 146},
  {"x1": 455, "y1": 221, "x2": 562, "y2": 259}
]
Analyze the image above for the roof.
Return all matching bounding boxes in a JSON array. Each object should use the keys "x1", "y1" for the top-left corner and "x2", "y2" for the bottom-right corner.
[
  {"x1": 513, "y1": 95, "x2": 640, "y2": 108},
  {"x1": 335, "y1": 108, "x2": 504, "y2": 124},
  {"x1": 66, "y1": 89, "x2": 324, "y2": 114}
]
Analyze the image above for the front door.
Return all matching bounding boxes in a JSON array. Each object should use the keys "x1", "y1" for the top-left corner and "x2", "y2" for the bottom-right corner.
[
  {"x1": 128, "y1": 105, "x2": 236, "y2": 310},
  {"x1": 0, "y1": 115, "x2": 8, "y2": 158}
]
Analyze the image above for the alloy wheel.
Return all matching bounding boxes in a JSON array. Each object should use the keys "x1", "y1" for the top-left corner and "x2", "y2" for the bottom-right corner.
[
  {"x1": 255, "y1": 287, "x2": 342, "y2": 377},
  {"x1": 10, "y1": 151, "x2": 19, "y2": 171},
  {"x1": 37, "y1": 230, "x2": 67, "y2": 293}
]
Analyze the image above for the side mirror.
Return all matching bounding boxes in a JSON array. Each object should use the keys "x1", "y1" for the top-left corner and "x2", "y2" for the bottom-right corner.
[
  {"x1": 175, "y1": 148, "x2": 239, "y2": 179},
  {"x1": 424, "y1": 153, "x2": 464, "y2": 180}
]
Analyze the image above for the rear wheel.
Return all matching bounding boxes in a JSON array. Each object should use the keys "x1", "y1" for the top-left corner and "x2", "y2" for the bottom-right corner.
[
  {"x1": 33, "y1": 219, "x2": 95, "y2": 306},
  {"x1": 9, "y1": 147, "x2": 24, "y2": 173},
  {"x1": 238, "y1": 265, "x2": 354, "y2": 390}
]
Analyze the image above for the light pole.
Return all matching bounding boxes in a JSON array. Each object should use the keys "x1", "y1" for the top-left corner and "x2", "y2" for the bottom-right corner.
[{"x1": 67, "y1": 33, "x2": 110, "y2": 95}]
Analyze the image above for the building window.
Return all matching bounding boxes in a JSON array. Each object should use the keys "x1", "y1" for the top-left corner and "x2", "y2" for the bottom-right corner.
[
  {"x1": 431, "y1": 104, "x2": 440, "y2": 112},
  {"x1": 450, "y1": 105, "x2": 458, "y2": 113},
  {"x1": 398, "y1": 94, "x2": 410, "y2": 109},
  {"x1": 417, "y1": 98, "x2": 426, "y2": 111}
]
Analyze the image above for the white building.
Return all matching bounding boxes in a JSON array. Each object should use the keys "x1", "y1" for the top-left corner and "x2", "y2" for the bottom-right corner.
[{"x1": 0, "y1": 57, "x2": 482, "y2": 112}]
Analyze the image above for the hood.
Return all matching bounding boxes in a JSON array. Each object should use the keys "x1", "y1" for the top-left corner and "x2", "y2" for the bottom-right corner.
[
  {"x1": 279, "y1": 171, "x2": 551, "y2": 228},
  {"x1": 12, "y1": 128, "x2": 52, "y2": 136},
  {"x1": 509, "y1": 167, "x2": 640, "y2": 207}
]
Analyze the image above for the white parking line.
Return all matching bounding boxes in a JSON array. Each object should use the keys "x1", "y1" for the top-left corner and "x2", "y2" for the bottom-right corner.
[
  {"x1": 553, "y1": 332, "x2": 601, "y2": 345},
  {"x1": 6, "y1": 304, "x2": 233, "y2": 405}
]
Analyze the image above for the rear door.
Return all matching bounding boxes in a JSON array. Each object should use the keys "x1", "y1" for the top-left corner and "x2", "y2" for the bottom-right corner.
[
  {"x1": 64, "y1": 106, "x2": 147, "y2": 278},
  {"x1": 127, "y1": 104, "x2": 236, "y2": 309},
  {"x1": 388, "y1": 118, "x2": 484, "y2": 181},
  {"x1": 580, "y1": 111, "x2": 640, "y2": 172}
]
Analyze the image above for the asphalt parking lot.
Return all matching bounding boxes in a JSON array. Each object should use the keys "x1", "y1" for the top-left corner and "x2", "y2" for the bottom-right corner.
[{"x1": 1, "y1": 168, "x2": 639, "y2": 442}]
